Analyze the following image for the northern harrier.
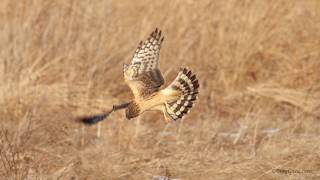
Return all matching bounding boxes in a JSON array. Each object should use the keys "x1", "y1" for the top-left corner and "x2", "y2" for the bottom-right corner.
[{"x1": 80, "y1": 28, "x2": 199, "y2": 125}]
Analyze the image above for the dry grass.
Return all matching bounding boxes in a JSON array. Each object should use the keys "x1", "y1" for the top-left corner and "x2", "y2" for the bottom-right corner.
[{"x1": 1, "y1": 0, "x2": 320, "y2": 179}]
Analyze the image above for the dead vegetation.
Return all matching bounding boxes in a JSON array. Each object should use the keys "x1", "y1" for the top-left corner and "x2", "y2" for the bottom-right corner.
[{"x1": 0, "y1": 0, "x2": 320, "y2": 179}]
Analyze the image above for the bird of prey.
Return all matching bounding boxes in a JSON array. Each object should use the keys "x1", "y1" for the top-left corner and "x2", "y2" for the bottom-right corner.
[{"x1": 80, "y1": 28, "x2": 199, "y2": 125}]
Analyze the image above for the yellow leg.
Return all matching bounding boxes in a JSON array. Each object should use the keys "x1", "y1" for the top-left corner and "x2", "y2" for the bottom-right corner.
[{"x1": 162, "y1": 106, "x2": 171, "y2": 123}]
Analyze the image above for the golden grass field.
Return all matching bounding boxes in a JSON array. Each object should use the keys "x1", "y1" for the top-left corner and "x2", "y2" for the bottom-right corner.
[{"x1": 1, "y1": 0, "x2": 320, "y2": 179}]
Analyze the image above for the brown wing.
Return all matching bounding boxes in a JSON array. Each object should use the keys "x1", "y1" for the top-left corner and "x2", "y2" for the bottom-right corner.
[{"x1": 126, "y1": 28, "x2": 165, "y2": 98}]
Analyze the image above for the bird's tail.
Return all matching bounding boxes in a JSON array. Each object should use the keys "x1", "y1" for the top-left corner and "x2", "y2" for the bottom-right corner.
[
  {"x1": 164, "y1": 68, "x2": 199, "y2": 121},
  {"x1": 78, "y1": 102, "x2": 130, "y2": 125}
]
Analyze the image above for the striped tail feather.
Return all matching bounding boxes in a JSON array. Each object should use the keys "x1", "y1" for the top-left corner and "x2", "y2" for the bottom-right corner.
[{"x1": 164, "y1": 68, "x2": 199, "y2": 121}]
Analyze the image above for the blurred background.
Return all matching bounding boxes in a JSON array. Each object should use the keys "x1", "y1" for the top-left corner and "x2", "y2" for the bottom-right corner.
[{"x1": 0, "y1": 0, "x2": 320, "y2": 179}]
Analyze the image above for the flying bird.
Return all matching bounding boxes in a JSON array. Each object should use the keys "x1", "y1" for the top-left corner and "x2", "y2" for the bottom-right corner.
[{"x1": 80, "y1": 28, "x2": 199, "y2": 125}]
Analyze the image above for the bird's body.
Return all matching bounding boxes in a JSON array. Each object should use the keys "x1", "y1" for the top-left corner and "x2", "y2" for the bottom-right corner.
[
  {"x1": 80, "y1": 28, "x2": 199, "y2": 125},
  {"x1": 125, "y1": 87, "x2": 182, "y2": 119}
]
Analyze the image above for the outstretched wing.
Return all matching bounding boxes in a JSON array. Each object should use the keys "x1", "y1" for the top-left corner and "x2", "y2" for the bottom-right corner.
[
  {"x1": 126, "y1": 28, "x2": 165, "y2": 98},
  {"x1": 78, "y1": 102, "x2": 130, "y2": 125}
]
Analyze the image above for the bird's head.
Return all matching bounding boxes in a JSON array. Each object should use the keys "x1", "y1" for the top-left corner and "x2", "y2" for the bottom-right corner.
[
  {"x1": 123, "y1": 63, "x2": 131, "y2": 81},
  {"x1": 123, "y1": 63, "x2": 129, "y2": 73}
]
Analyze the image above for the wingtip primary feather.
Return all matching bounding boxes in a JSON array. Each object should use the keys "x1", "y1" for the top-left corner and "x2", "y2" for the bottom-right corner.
[
  {"x1": 150, "y1": 28, "x2": 164, "y2": 41},
  {"x1": 77, "y1": 111, "x2": 112, "y2": 126}
]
